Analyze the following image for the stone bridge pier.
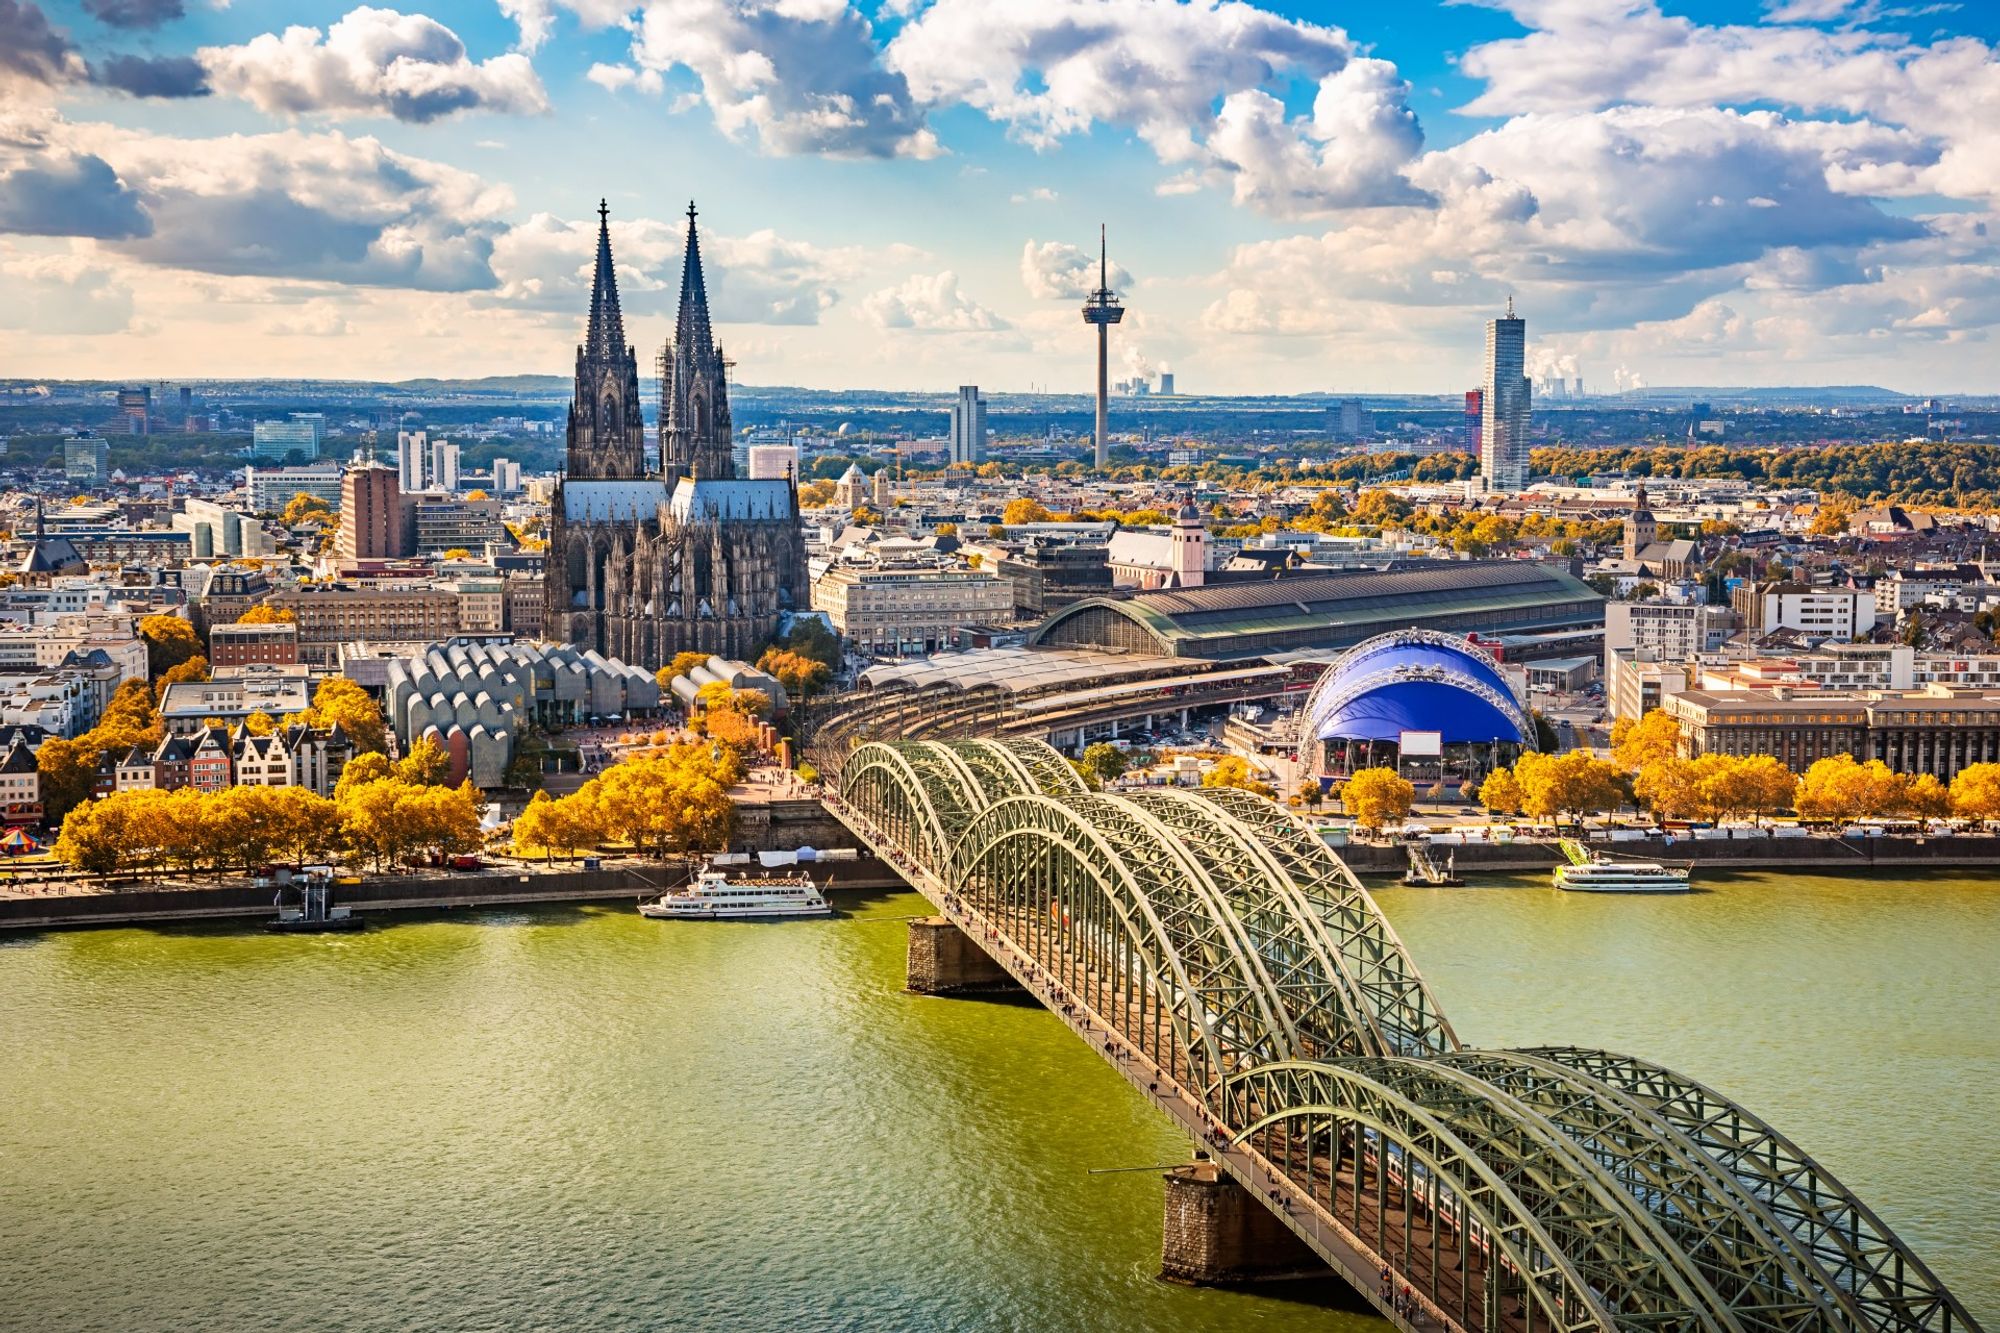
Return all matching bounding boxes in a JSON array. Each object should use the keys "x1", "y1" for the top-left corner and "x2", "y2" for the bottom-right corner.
[
  {"x1": 1160, "y1": 1159, "x2": 1324, "y2": 1286},
  {"x1": 905, "y1": 916, "x2": 1018, "y2": 995}
]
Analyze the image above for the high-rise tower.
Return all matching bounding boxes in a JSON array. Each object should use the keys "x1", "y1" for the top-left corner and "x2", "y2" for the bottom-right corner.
[
  {"x1": 1080, "y1": 224, "x2": 1124, "y2": 471},
  {"x1": 1480, "y1": 297, "x2": 1530, "y2": 494},
  {"x1": 566, "y1": 201, "x2": 647, "y2": 480},
  {"x1": 660, "y1": 202, "x2": 735, "y2": 480}
]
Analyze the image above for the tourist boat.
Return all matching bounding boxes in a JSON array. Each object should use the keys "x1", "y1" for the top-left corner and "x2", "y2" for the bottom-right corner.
[
  {"x1": 639, "y1": 867, "x2": 831, "y2": 920},
  {"x1": 1554, "y1": 841, "x2": 1692, "y2": 893}
]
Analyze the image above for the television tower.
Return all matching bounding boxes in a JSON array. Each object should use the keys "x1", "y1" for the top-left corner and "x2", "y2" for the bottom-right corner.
[{"x1": 1080, "y1": 223, "x2": 1124, "y2": 470}]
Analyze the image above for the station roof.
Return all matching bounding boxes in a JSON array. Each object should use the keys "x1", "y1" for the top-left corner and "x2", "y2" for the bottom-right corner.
[
  {"x1": 858, "y1": 646, "x2": 1187, "y2": 695},
  {"x1": 1031, "y1": 561, "x2": 1602, "y2": 659}
]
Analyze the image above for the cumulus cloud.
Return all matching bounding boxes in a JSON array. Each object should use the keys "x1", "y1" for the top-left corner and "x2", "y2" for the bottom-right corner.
[
  {"x1": 0, "y1": 250, "x2": 135, "y2": 334},
  {"x1": 0, "y1": 0, "x2": 88, "y2": 88},
  {"x1": 628, "y1": 0, "x2": 938, "y2": 158},
  {"x1": 863, "y1": 271, "x2": 1007, "y2": 331},
  {"x1": 92, "y1": 53, "x2": 210, "y2": 97},
  {"x1": 1020, "y1": 238, "x2": 1130, "y2": 300},
  {"x1": 83, "y1": 0, "x2": 184, "y2": 28},
  {"x1": 489, "y1": 209, "x2": 866, "y2": 325},
  {"x1": 586, "y1": 62, "x2": 663, "y2": 96},
  {"x1": 499, "y1": 0, "x2": 627, "y2": 53},
  {"x1": 198, "y1": 6, "x2": 549, "y2": 123},
  {"x1": 46, "y1": 120, "x2": 518, "y2": 289},
  {"x1": 0, "y1": 152, "x2": 151, "y2": 239}
]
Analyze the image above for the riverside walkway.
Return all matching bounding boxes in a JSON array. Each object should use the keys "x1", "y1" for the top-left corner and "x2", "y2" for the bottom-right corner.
[{"x1": 824, "y1": 737, "x2": 1981, "y2": 1333}]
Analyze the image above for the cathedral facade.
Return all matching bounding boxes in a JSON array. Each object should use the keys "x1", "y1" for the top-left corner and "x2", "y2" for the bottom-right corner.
[{"x1": 544, "y1": 203, "x2": 808, "y2": 668}]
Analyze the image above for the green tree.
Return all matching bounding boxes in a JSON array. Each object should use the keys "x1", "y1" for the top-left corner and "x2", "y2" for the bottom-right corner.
[{"x1": 1078, "y1": 742, "x2": 1129, "y2": 788}]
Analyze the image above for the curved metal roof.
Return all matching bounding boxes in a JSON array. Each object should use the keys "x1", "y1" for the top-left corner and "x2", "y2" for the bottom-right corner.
[{"x1": 1306, "y1": 630, "x2": 1528, "y2": 745}]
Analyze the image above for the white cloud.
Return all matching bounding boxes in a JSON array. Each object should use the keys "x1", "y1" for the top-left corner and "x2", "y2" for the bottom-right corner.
[
  {"x1": 267, "y1": 298, "x2": 353, "y2": 336},
  {"x1": 199, "y1": 6, "x2": 549, "y2": 123},
  {"x1": 586, "y1": 61, "x2": 663, "y2": 95},
  {"x1": 0, "y1": 248, "x2": 135, "y2": 334},
  {"x1": 1020, "y1": 238, "x2": 1130, "y2": 300},
  {"x1": 1010, "y1": 187, "x2": 1057, "y2": 204},
  {"x1": 488, "y1": 209, "x2": 872, "y2": 325},
  {"x1": 627, "y1": 0, "x2": 938, "y2": 158},
  {"x1": 863, "y1": 271, "x2": 1006, "y2": 331}
]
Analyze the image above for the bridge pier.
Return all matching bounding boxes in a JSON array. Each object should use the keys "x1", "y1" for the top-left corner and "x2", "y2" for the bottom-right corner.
[
  {"x1": 1160, "y1": 1160, "x2": 1323, "y2": 1286},
  {"x1": 906, "y1": 916, "x2": 1018, "y2": 995}
]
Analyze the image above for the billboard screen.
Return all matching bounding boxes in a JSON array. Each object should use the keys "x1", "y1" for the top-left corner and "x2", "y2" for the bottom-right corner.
[{"x1": 1399, "y1": 730, "x2": 1444, "y2": 757}]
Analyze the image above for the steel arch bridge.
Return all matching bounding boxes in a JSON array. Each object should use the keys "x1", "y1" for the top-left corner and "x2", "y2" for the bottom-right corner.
[{"x1": 826, "y1": 738, "x2": 1979, "y2": 1333}]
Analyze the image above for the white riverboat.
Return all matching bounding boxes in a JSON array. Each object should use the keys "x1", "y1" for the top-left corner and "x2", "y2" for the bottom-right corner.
[
  {"x1": 639, "y1": 867, "x2": 831, "y2": 920},
  {"x1": 1554, "y1": 841, "x2": 1692, "y2": 894}
]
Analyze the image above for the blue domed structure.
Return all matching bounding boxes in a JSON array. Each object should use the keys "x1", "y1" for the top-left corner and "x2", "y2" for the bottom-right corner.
[{"x1": 1298, "y1": 631, "x2": 1534, "y2": 775}]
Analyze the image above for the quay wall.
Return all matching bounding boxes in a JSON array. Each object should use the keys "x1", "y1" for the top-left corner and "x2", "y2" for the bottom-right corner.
[{"x1": 1338, "y1": 833, "x2": 2000, "y2": 874}]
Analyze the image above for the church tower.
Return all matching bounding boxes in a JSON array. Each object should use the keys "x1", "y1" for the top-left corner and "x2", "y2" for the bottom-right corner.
[
  {"x1": 660, "y1": 202, "x2": 735, "y2": 480},
  {"x1": 1170, "y1": 493, "x2": 1207, "y2": 588},
  {"x1": 565, "y1": 202, "x2": 646, "y2": 480},
  {"x1": 1624, "y1": 483, "x2": 1658, "y2": 561}
]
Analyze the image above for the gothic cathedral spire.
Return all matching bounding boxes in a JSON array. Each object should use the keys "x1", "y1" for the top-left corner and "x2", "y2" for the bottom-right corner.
[
  {"x1": 565, "y1": 200, "x2": 646, "y2": 479},
  {"x1": 661, "y1": 200, "x2": 734, "y2": 480}
]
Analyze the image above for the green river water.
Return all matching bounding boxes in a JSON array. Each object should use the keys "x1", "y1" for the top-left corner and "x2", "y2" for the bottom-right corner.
[{"x1": 2, "y1": 870, "x2": 1995, "y2": 1332}]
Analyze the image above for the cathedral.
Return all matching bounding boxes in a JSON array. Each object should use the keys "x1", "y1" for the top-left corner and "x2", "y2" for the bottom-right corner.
[{"x1": 544, "y1": 202, "x2": 808, "y2": 668}]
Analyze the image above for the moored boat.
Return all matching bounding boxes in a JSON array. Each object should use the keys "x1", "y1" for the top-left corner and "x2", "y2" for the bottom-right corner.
[{"x1": 639, "y1": 866, "x2": 831, "y2": 919}]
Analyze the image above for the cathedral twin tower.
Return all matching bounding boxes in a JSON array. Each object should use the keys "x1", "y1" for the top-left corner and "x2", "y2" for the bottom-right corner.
[{"x1": 545, "y1": 202, "x2": 807, "y2": 669}]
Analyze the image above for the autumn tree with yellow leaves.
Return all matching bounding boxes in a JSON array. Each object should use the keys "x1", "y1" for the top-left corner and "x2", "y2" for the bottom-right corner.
[{"x1": 1341, "y1": 767, "x2": 1414, "y2": 830}]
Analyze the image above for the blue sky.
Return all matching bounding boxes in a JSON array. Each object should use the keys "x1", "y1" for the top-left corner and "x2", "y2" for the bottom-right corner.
[{"x1": 4, "y1": 0, "x2": 1999, "y2": 394}]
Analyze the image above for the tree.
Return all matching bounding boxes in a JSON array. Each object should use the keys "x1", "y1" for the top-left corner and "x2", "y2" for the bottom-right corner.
[
  {"x1": 280, "y1": 493, "x2": 333, "y2": 527},
  {"x1": 139, "y1": 614, "x2": 201, "y2": 677},
  {"x1": 1078, "y1": 742, "x2": 1129, "y2": 788},
  {"x1": 301, "y1": 677, "x2": 387, "y2": 755},
  {"x1": 1001, "y1": 497, "x2": 1052, "y2": 525},
  {"x1": 1901, "y1": 772, "x2": 1949, "y2": 820},
  {"x1": 1795, "y1": 755, "x2": 1902, "y2": 821},
  {"x1": 1949, "y1": 762, "x2": 2000, "y2": 826},
  {"x1": 778, "y1": 618, "x2": 840, "y2": 671},
  {"x1": 243, "y1": 711, "x2": 276, "y2": 736},
  {"x1": 1293, "y1": 779, "x2": 1323, "y2": 811},
  {"x1": 1200, "y1": 755, "x2": 1274, "y2": 799},
  {"x1": 1342, "y1": 767, "x2": 1414, "y2": 830},
  {"x1": 757, "y1": 647, "x2": 831, "y2": 702},
  {"x1": 394, "y1": 733, "x2": 450, "y2": 786},
  {"x1": 35, "y1": 737, "x2": 98, "y2": 827},
  {"x1": 1611, "y1": 710, "x2": 1682, "y2": 772},
  {"x1": 656, "y1": 651, "x2": 710, "y2": 693},
  {"x1": 465, "y1": 489, "x2": 489, "y2": 501},
  {"x1": 236, "y1": 604, "x2": 297, "y2": 624},
  {"x1": 1809, "y1": 499, "x2": 1854, "y2": 536},
  {"x1": 439, "y1": 548, "x2": 473, "y2": 560},
  {"x1": 153, "y1": 654, "x2": 210, "y2": 702},
  {"x1": 1515, "y1": 750, "x2": 1624, "y2": 823},
  {"x1": 54, "y1": 798, "x2": 129, "y2": 875},
  {"x1": 1477, "y1": 768, "x2": 1524, "y2": 819}
]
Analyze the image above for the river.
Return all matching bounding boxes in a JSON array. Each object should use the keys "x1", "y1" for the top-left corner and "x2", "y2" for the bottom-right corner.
[{"x1": 1, "y1": 869, "x2": 1994, "y2": 1332}]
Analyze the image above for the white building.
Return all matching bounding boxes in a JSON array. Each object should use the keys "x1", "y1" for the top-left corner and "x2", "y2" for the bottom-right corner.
[
  {"x1": 948, "y1": 385, "x2": 988, "y2": 465},
  {"x1": 397, "y1": 429, "x2": 429, "y2": 494},
  {"x1": 747, "y1": 444, "x2": 800, "y2": 481},
  {"x1": 244, "y1": 464, "x2": 343, "y2": 515},
  {"x1": 1740, "y1": 586, "x2": 1875, "y2": 641},
  {"x1": 430, "y1": 439, "x2": 461, "y2": 492},
  {"x1": 1480, "y1": 300, "x2": 1530, "y2": 494}
]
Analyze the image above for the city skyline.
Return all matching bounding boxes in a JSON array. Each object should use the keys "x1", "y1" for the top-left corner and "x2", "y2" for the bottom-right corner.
[{"x1": 3, "y1": 0, "x2": 2000, "y2": 394}]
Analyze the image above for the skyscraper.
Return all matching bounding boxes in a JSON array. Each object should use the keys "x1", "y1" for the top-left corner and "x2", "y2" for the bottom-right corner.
[
  {"x1": 430, "y1": 439, "x2": 461, "y2": 492},
  {"x1": 1080, "y1": 225, "x2": 1123, "y2": 470},
  {"x1": 339, "y1": 461, "x2": 409, "y2": 562},
  {"x1": 1480, "y1": 299, "x2": 1530, "y2": 493},
  {"x1": 948, "y1": 385, "x2": 987, "y2": 465}
]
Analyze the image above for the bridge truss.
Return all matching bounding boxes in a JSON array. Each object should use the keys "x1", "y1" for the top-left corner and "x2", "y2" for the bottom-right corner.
[{"x1": 832, "y1": 738, "x2": 1979, "y2": 1333}]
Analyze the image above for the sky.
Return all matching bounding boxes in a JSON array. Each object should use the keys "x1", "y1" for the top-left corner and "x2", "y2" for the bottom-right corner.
[{"x1": 3, "y1": 0, "x2": 1999, "y2": 395}]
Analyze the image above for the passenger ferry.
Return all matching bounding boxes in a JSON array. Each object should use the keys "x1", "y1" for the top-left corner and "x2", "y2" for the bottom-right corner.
[
  {"x1": 639, "y1": 867, "x2": 831, "y2": 919},
  {"x1": 1554, "y1": 841, "x2": 1692, "y2": 893}
]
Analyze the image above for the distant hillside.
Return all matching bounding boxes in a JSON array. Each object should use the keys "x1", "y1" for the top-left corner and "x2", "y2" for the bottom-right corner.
[{"x1": 1621, "y1": 385, "x2": 1911, "y2": 403}]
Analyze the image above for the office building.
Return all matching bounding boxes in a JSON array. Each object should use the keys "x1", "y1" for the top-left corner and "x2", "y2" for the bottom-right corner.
[
  {"x1": 177, "y1": 497, "x2": 277, "y2": 559},
  {"x1": 430, "y1": 439, "x2": 461, "y2": 493},
  {"x1": 1334, "y1": 399, "x2": 1368, "y2": 440},
  {"x1": 1732, "y1": 582, "x2": 1876, "y2": 641},
  {"x1": 267, "y1": 585, "x2": 461, "y2": 666},
  {"x1": 491, "y1": 458, "x2": 523, "y2": 493},
  {"x1": 64, "y1": 436, "x2": 110, "y2": 486},
  {"x1": 397, "y1": 429, "x2": 427, "y2": 493},
  {"x1": 338, "y1": 462, "x2": 410, "y2": 562},
  {"x1": 244, "y1": 464, "x2": 343, "y2": 515},
  {"x1": 251, "y1": 414, "x2": 324, "y2": 462},
  {"x1": 812, "y1": 563, "x2": 1013, "y2": 656},
  {"x1": 208, "y1": 622, "x2": 300, "y2": 671},
  {"x1": 1463, "y1": 390, "x2": 1483, "y2": 453},
  {"x1": 116, "y1": 387, "x2": 151, "y2": 434},
  {"x1": 1666, "y1": 686, "x2": 2000, "y2": 782},
  {"x1": 948, "y1": 385, "x2": 988, "y2": 465},
  {"x1": 413, "y1": 497, "x2": 503, "y2": 554},
  {"x1": 1480, "y1": 300, "x2": 1530, "y2": 494}
]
